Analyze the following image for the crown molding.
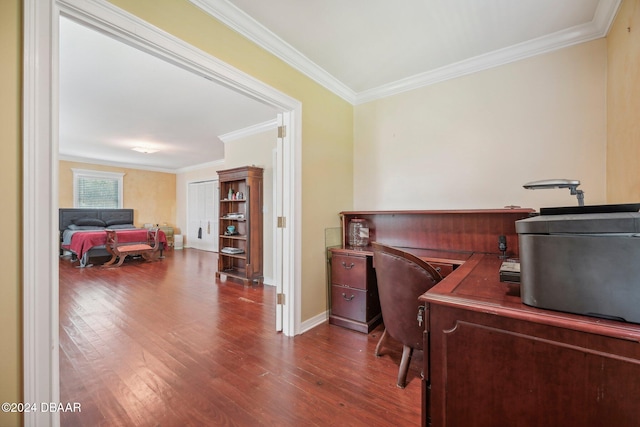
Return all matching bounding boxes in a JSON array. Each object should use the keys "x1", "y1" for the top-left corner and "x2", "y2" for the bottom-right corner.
[
  {"x1": 175, "y1": 159, "x2": 226, "y2": 174},
  {"x1": 60, "y1": 117, "x2": 279, "y2": 172},
  {"x1": 593, "y1": 0, "x2": 623, "y2": 34},
  {"x1": 59, "y1": 154, "x2": 182, "y2": 173},
  {"x1": 355, "y1": 0, "x2": 621, "y2": 104},
  {"x1": 190, "y1": 0, "x2": 620, "y2": 105},
  {"x1": 188, "y1": 0, "x2": 357, "y2": 104},
  {"x1": 60, "y1": 153, "x2": 231, "y2": 174},
  {"x1": 219, "y1": 118, "x2": 278, "y2": 143}
]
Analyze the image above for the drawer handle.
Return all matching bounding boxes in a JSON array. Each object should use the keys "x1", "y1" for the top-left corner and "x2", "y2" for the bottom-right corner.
[
  {"x1": 341, "y1": 262, "x2": 355, "y2": 269},
  {"x1": 342, "y1": 293, "x2": 355, "y2": 301}
]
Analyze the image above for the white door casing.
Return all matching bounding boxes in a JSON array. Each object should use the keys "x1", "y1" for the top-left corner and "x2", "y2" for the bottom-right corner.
[
  {"x1": 23, "y1": 1, "x2": 302, "y2": 426},
  {"x1": 274, "y1": 114, "x2": 284, "y2": 331}
]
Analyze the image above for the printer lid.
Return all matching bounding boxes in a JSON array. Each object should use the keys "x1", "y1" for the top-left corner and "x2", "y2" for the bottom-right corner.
[
  {"x1": 539, "y1": 203, "x2": 640, "y2": 216},
  {"x1": 516, "y1": 210, "x2": 640, "y2": 235}
]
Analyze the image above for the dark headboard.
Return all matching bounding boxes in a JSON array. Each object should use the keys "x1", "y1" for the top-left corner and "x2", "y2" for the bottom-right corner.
[{"x1": 59, "y1": 208, "x2": 134, "y2": 232}]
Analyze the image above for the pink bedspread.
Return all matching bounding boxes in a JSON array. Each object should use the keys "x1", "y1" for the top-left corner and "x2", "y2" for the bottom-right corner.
[{"x1": 62, "y1": 229, "x2": 167, "y2": 259}]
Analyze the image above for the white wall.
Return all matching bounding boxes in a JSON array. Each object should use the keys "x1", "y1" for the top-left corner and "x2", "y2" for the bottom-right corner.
[
  {"x1": 176, "y1": 128, "x2": 277, "y2": 283},
  {"x1": 354, "y1": 40, "x2": 607, "y2": 211}
]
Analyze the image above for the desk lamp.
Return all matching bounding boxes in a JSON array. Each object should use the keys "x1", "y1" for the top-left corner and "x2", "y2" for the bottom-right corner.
[{"x1": 523, "y1": 179, "x2": 584, "y2": 206}]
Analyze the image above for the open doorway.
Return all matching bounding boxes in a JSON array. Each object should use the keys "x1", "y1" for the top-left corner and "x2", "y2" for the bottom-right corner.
[{"x1": 23, "y1": 1, "x2": 302, "y2": 423}]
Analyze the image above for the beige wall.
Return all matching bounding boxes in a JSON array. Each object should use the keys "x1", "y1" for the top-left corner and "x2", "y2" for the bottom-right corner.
[
  {"x1": 607, "y1": 0, "x2": 640, "y2": 202},
  {"x1": 1, "y1": 0, "x2": 22, "y2": 426},
  {"x1": 176, "y1": 129, "x2": 277, "y2": 283},
  {"x1": 355, "y1": 40, "x2": 607, "y2": 211},
  {"x1": 59, "y1": 161, "x2": 177, "y2": 228}
]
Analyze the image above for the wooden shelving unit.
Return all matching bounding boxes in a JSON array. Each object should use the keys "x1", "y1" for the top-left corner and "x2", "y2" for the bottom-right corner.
[{"x1": 215, "y1": 166, "x2": 263, "y2": 285}]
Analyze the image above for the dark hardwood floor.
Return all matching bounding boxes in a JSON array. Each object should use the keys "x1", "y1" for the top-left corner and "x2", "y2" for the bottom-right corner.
[{"x1": 59, "y1": 249, "x2": 422, "y2": 426}]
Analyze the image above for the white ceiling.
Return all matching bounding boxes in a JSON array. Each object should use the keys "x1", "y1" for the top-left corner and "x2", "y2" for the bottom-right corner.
[
  {"x1": 59, "y1": 17, "x2": 280, "y2": 172},
  {"x1": 198, "y1": 0, "x2": 619, "y2": 102},
  {"x1": 60, "y1": 0, "x2": 620, "y2": 172}
]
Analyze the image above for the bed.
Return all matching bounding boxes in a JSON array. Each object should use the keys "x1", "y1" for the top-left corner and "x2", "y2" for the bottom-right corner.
[{"x1": 59, "y1": 208, "x2": 167, "y2": 267}]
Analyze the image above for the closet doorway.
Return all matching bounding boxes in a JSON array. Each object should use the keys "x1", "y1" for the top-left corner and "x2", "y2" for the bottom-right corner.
[{"x1": 187, "y1": 180, "x2": 218, "y2": 252}]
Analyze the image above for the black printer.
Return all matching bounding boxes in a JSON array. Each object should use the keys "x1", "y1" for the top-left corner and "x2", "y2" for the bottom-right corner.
[{"x1": 516, "y1": 203, "x2": 640, "y2": 323}]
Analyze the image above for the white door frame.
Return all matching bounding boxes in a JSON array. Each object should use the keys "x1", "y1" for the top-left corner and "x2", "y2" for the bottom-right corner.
[
  {"x1": 23, "y1": 1, "x2": 302, "y2": 425},
  {"x1": 274, "y1": 114, "x2": 284, "y2": 330}
]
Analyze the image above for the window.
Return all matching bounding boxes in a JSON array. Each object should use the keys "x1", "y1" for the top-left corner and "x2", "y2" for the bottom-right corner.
[{"x1": 72, "y1": 168, "x2": 124, "y2": 208}]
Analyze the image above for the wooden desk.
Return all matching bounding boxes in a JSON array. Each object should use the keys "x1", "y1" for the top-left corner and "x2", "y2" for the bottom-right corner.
[
  {"x1": 329, "y1": 209, "x2": 533, "y2": 333},
  {"x1": 328, "y1": 247, "x2": 471, "y2": 333},
  {"x1": 329, "y1": 209, "x2": 640, "y2": 424},
  {"x1": 419, "y1": 254, "x2": 640, "y2": 426}
]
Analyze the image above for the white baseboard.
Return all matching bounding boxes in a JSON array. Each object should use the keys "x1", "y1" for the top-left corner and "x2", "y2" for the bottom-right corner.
[{"x1": 299, "y1": 310, "x2": 329, "y2": 334}]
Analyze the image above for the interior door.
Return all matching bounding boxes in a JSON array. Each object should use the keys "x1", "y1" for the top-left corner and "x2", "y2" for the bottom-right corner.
[{"x1": 187, "y1": 180, "x2": 218, "y2": 252}]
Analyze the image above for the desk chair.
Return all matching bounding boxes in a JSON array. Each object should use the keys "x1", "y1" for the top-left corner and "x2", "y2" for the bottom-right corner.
[{"x1": 371, "y1": 242, "x2": 443, "y2": 388}]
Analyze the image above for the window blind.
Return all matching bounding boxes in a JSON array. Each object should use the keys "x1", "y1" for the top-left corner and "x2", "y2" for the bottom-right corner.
[{"x1": 76, "y1": 176, "x2": 119, "y2": 208}]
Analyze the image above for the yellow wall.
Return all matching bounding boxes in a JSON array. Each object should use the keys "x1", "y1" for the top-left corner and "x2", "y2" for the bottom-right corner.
[
  {"x1": 106, "y1": 0, "x2": 354, "y2": 321},
  {"x1": 607, "y1": 0, "x2": 640, "y2": 202},
  {"x1": 59, "y1": 161, "x2": 177, "y2": 228},
  {"x1": 1, "y1": 1, "x2": 22, "y2": 425}
]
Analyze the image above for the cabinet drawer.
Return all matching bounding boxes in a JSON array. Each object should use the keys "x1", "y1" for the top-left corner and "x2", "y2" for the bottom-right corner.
[
  {"x1": 332, "y1": 254, "x2": 367, "y2": 289},
  {"x1": 331, "y1": 285, "x2": 368, "y2": 322}
]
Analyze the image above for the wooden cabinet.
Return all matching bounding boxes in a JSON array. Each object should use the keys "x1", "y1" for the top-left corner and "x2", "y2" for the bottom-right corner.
[
  {"x1": 328, "y1": 249, "x2": 381, "y2": 333},
  {"x1": 420, "y1": 254, "x2": 640, "y2": 427},
  {"x1": 215, "y1": 166, "x2": 263, "y2": 285}
]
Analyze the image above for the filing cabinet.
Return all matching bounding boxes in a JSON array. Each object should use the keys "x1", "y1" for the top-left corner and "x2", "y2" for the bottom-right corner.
[{"x1": 329, "y1": 249, "x2": 382, "y2": 333}]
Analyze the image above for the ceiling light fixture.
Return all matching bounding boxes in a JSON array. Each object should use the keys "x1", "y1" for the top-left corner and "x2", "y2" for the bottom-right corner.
[{"x1": 131, "y1": 146, "x2": 159, "y2": 154}]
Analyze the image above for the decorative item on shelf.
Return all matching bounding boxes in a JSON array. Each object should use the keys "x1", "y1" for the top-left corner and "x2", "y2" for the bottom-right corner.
[
  {"x1": 236, "y1": 192, "x2": 243, "y2": 200},
  {"x1": 224, "y1": 225, "x2": 238, "y2": 236},
  {"x1": 222, "y1": 212, "x2": 245, "y2": 220},
  {"x1": 221, "y1": 246, "x2": 244, "y2": 255},
  {"x1": 228, "y1": 188, "x2": 234, "y2": 200},
  {"x1": 348, "y1": 218, "x2": 370, "y2": 247}
]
